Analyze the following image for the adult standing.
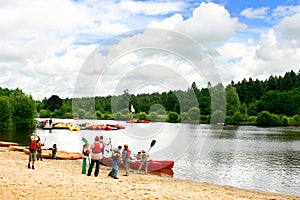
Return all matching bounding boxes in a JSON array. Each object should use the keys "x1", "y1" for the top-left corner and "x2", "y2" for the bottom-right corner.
[
  {"x1": 28, "y1": 134, "x2": 37, "y2": 169},
  {"x1": 87, "y1": 136, "x2": 103, "y2": 177},
  {"x1": 122, "y1": 144, "x2": 131, "y2": 176}
]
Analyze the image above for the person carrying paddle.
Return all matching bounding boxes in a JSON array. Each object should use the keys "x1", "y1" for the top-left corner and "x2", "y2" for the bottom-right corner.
[
  {"x1": 28, "y1": 134, "x2": 37, "y2": 169},
  {"x1": 81, "y1": 143, "x2": 90, "y2": 174},
  {"x1": 122, "y1": 144, "x2": 131, "y2": 176},
  {"x1": 87, "y1": 136, "x2": 103, "y2": 177}
]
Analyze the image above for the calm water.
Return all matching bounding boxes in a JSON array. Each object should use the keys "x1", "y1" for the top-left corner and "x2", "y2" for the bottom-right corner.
[{"x1": 1, "y1": 119, "x2": 299, "y2": 196}]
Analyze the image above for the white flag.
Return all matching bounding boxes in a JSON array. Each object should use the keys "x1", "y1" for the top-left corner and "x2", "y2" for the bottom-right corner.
[{"x1": 131, "y1": 104, "x2": 135, "y2": 113}]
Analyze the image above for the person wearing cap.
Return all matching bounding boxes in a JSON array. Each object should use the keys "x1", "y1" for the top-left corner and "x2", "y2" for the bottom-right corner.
[
  {"x1": 122, "y1": 144, "x2": 131, "y2": 176},
  {"x1": 138, "y1": 150, "x2": 149, "y2": 174}
]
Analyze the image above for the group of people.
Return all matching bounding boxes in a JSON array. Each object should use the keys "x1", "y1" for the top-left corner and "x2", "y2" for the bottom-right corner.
[
  {"x1": 82, "y1": 136, "x2": 149, "y2": 179},
  {"x1": 27, "y1": 133, "x2": 57, "y2": 169}
]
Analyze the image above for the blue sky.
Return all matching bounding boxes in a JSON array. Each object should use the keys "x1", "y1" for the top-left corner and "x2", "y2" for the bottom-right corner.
[{"x1": 0, "y1": 0, "x2": 299, "y2": 99}]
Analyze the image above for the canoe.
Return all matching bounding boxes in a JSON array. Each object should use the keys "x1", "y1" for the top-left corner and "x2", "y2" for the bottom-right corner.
[
  {"x1": 101, "y1": 157, "x2": 174, "y2": 172},
  {"x1": 0, "y1": 141, "x2": 19, "y2": 147},
  {"x1": 55, "y1": 151, "x2": 82, "y2": 160},
  {"x1": 23, "y1": 148, "x2": 82, "y2": 160},
  {"x1": 9, "y1": 145, "x2": 28, "y2": 151}
]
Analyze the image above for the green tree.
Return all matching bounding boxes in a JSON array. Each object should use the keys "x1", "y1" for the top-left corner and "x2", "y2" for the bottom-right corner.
[
  {"x1": 0, "y1": 96, "x2": 13, "y2": 130},
  {"x1": 47, "y1": 95, "x2": 63, "y2": 112},
  {"x1": 226, "y1": 85, "x2": 240, "y2": 116},
  {"x1": 11, "y1": 95, "x2": 36, "y2": 129}
]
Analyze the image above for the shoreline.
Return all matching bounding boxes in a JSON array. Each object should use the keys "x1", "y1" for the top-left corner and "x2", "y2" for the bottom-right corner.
[{"x1": 0, "y1": 146, "x2": 299, "y2": 200}]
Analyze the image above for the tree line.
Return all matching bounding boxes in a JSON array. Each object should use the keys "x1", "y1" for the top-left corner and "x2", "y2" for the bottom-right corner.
[{"x1": 1, "y1": 70, "x2": 300, "y2": 130}]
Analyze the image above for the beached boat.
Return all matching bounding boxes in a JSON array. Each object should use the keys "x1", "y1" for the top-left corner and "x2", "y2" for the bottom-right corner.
[
  {"x1": 0, "y1": 141, "x2": 19, "y2": 147},
  {"x1": 101, "y1": 157, "x2": 174, "y2": 172},
  {"x1": 9, "y1": 145, "x2": 28, "y2": 151},
  {"x1": 23, "y1": 148, "x2": 82, "y2": 160}
]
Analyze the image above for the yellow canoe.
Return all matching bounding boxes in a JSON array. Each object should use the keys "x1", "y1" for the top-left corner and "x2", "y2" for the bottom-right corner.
[
  {"x1": 0, "y1": 141, "x2": 19, "y2": 147},
  {"x1": 23, "y1": 148, "x2": 82, "y2": 160},
  {"x1": 9, "y1": 145, "x2": 28, "y2": 151}
]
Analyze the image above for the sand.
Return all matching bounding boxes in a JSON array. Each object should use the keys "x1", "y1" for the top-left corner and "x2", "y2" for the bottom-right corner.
[{"x1": 0, "y1": 146, "x2": 299, "y2": 200}]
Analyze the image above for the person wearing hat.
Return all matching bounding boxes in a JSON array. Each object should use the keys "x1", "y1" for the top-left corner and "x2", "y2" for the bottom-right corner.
[
  {"x1": 138, "y1": 150, "x2": 149, "y2": 174},
  {"x1": 122, "y1": 144, "x2": 131, "y2": 176}
]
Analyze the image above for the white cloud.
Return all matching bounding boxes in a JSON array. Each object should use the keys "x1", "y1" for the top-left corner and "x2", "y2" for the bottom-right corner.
[
  {"x1": 275, "y1": 13, "x2": 300, "y2": 44},
  {"x1": 120, "y1": 0, "x2": 185, "y2": 15},
  {"x1": 99, "y1": 21, "x2": 130, "y2": 35},
  {"x1": 1, "y1": 0, "x2": 300, "y2": 100},
  {"x1": 174, "y1": 2, "x2": 244, "y2": 46},
  {"x1": 240, "y1": 7, "x2": 269, "y2": 19},
  {"x1": 148, "y1": 14, "x2": 183, "y2": 30}
]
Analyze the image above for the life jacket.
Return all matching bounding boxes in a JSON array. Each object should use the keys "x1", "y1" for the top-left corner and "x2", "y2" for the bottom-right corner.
[
  {"x1": 29, "y1": 141, "x2": 37, "y2": 150},
  {"x1": 92, "y1": 141, "x2": 103, "y2": 153},
  {"x1": 122, "y1": 149, "x2": 131, "y2": 159}
]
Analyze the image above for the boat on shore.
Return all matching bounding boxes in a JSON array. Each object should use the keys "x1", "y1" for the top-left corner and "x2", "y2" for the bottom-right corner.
[
  {"x1": 0, "y1": 141, "x2": 19, "y2": 147},
  {"x1": 101, "y1": 157, "x2": 174, "y2": 172},
  {"x1": 23, "y1": 148, "x2": 82, "y2": 160}
]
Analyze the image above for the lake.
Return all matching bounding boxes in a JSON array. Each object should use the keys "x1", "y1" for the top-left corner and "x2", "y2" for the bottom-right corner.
[{"x1": 1, "y1": 119, "x2": 300, "y2": 197}]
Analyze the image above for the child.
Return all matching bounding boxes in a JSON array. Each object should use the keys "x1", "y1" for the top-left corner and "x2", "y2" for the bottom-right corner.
[
  {"x1": 52, "y1": 144, "x2": 57, "y2": 159},
  {"x1": 110, "y1": 145, "x2": 122, "y2": 179},
  {"x1": 122, "y1": 144, "x2": 131, "y2": 176},
  {"x1": 36, "y1": 140, "x2": 44, "y2": 161},
  {"x1": 135, "y1": 152, "x2": 142, "y2": 160},
  {"x1": 138, "y1": 150, "x2": 149, "y2": 174},
  {"x1": 28, "y1": 134, "x2": 37, "y2": 169},
  {"x1": 82, "y1": 143, "x2": 90, "y2": 174}
]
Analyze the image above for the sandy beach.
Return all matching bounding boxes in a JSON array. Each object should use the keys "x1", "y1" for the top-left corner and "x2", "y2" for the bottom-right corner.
[{"x1": 0, "y1": 146, "x2": 299, "y2": 200}]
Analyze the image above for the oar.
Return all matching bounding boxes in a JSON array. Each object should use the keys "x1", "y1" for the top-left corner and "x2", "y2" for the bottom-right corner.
[
  {"x1": 148, "y1": 139, "x2": 156, "y2": 153},
  {"x1": 82, "y1": 138, "x2": 88, "y2": 144}
]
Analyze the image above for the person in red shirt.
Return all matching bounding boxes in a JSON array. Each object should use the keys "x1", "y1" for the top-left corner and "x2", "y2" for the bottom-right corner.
[{"x1": 28, "y1": 134, "x2": 37, "y2": 169}]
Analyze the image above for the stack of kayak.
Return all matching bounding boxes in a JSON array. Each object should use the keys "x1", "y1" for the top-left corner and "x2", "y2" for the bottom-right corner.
[
  {"x1": 126, "y1": 119, "x2": 150, "y2": 123},
  {"x1": 79, "y1": 123, "x2": 125, "y2": 131},
  {"x1": 52, "y1": 122, "x2": 80, "y2": 131},
  {"x1": 101, "y1": 157, "x2": 174, "y2": 172}
]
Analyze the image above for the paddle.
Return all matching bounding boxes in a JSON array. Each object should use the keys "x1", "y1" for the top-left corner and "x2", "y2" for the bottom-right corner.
[
  {"x1": 82, "y1": 138, "x2": 88, "y2": 144},
  {"x1": 148, "y1": 139, "x2": 156, "y2": 153}
]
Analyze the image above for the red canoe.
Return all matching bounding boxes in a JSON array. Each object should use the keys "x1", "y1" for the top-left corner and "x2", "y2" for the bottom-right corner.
[{"x1": 102, "y1": 157, "x2": 174, "y2": 172}]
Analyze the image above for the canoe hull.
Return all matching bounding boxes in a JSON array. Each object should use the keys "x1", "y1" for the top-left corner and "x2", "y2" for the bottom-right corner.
[
  {"x1": 102, "y1": 157, "x2": 174, "y2": 172},
  {"x1": 23, "y1": 149, "x2": 82, "y2": 160}
]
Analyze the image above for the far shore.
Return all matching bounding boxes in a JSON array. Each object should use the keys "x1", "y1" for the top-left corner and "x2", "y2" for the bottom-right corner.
[{"x1": 0, "y1": 146, "x2": 299, "y2": 200}]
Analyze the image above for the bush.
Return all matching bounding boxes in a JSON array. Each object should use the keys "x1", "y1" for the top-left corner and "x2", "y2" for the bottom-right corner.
[
  {"x1": 210, "y1": 110, "x2": 226, "y2": 124},
  {"x1": 256, "y1": 111, "x2": 282, "y2": 126},
  {"x1": 180, "y1": 112, "x2": 189, "y2": 123},
  {"x1": 168, "y1": 112, "x2": 179, "y2": 123}
]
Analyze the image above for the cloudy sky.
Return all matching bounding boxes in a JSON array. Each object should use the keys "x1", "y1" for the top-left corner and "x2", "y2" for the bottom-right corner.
[{"x1": 1, "y1": 0, "x2": 300, "y2": 100}]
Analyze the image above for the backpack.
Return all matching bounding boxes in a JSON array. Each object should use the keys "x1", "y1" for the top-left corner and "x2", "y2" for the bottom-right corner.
[{"x1": 92, "y1": 141, "x2": 103, "y2": 153}]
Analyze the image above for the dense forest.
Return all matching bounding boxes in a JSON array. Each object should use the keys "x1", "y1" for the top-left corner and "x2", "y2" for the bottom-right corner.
[{"x1": 1, "y1": 70, "x2": 300, "y2": 130}]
